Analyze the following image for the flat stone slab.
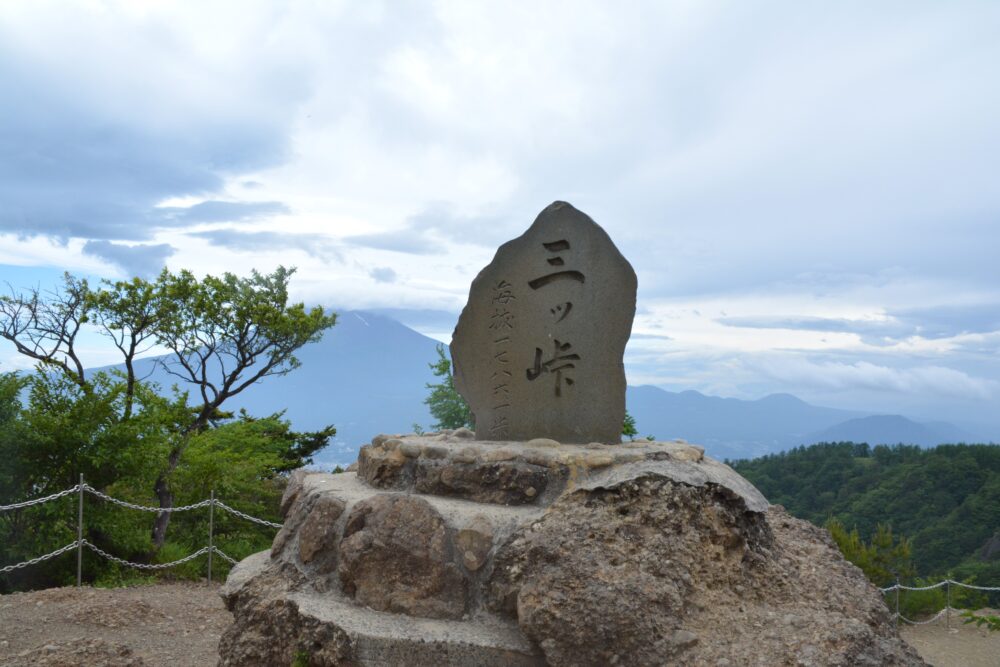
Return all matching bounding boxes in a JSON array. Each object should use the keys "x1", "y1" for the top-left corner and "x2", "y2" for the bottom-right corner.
[
  {"x1": 451, "y1": 201, "x2": 637, "y2": 444},
  {"x1": 221, "y1": 436, "x2": 920, "y2": 667},
  {"x1": 221, "y1": 550, "x2": 543, "y2": 667},
  {"x1": 357, "y1": 432, "x2": 769, "y2": 512}
]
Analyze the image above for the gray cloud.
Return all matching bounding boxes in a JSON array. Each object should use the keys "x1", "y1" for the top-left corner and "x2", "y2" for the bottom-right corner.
[
  {"x1": 890, "y1": 304, "x2": 1000, "y2": 339},
  {"x1": 158, "y1": 201, "x2": 289, "y2": 225},
  {"x1": 345, "y1": 228, "x2": 439, "y2": 255},
  {"x1": 719, "y1": 304, "x2": 1000, "y2": 343},
  {"x1": 189, "y1": 229, "x2": 341, "y2": 261},
  {"x1": 0, "y1": 27, "x2": 304, "y2": 242},
  {"x1": 82, "y1": 240, "x2": 176, "y2": 277},
  {"x1": 345, "y1": 203, "x2": 509, "y2": 255},
  {"x1": 718, "y1": 316, "x2": 911, "y2": 343},
  {"x1": 749, "y1": 355, "x2": 998, "y2": 402},
  {"x1": 369, "y1": 267, "x2": 398, "y2": 283}
]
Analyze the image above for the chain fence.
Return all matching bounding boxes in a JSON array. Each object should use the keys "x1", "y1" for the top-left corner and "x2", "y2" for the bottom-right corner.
[
  {"x1": 0, "y1": 476, "x2": 281, "y2": 584},
  {"x1": 4, "y1": 481, "x2": 999, "y2": 631},
  {"x1": 878, "y1": 578, "x2": 1000, "y2": 628}
]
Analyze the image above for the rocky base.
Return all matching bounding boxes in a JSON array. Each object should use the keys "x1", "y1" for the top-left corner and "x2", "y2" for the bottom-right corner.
[{"x1": 218, "y1": 432, "x2": 925, "y2": 666}]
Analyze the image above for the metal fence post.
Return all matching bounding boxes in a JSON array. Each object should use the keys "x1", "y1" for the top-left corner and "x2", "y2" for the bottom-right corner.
[
  {"x1": 946, "y1": 579, "x2": 951, "y2": 628},
  {"x1": 207, "y1": 490, "x2": 214, "y2": 584},
  {"x1": 76, "y1": 473, "x2": 83, "y2": 587},
  {"x1": 895, "y1": 577, "x2": 900, "y2": 628}
]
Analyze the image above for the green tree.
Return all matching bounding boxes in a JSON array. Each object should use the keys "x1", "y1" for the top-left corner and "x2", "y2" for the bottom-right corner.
[
  {"x1": 622, "y1": 411, "x2": 638, "y2": 440},
  {"x1": 424, "y1": 344, "x2": 473, "y2": 430},
  {"x1": 0, "y1": 267, "x2": 336, "y2": 550},
  {"x1": 826, "y1": 518, "x2": 915, "y2": 587}
]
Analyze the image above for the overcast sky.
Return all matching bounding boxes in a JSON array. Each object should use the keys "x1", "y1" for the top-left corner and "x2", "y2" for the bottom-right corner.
[{"x1": 1, "y1": 1, "x2": 998, "y2": 435}]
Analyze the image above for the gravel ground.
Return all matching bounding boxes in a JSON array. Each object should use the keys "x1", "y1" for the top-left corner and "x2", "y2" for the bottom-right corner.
[
  {"x1": 0, "y1": 583, "x2": 230, "y2": 667},
  {"x1": 899, "y1": 611, "x2": 1000, "y2": 667},
  {"x1": 0, "y1": 584, "x2": 996, "y2": 666}
]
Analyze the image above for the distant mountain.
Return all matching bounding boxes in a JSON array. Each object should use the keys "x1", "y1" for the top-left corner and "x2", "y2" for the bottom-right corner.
[
  {"x1": 95, "y1": 311, "x2": 442, "y2": 467},
  {"x1": 88, "y1": 313, "x2": 982, "y2": 467},
  {"x1": 803, "y1": 415, "x2": 975, "y2": 448},
  {"x1": 626, "y1": 385, "x2": 866, "y2": 460}
]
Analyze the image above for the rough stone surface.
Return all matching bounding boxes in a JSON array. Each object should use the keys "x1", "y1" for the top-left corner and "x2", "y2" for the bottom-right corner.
[
  {"x1": 220, "y1": 553, "x2": 543, "y2": 666},
  {"x1": 451, "y1": 201, "x2": 637, "y2": 444},
  {"x1": 219, "y1": 554, "x2": 354, "y2": 667},
  {"x1": 354, "y1": 435, "x2": 769, "y2": 511},
  {"x1": 4, "y1": 639, "x2": 147, "y2": 667},
  {"x1": 220, "y1": 436, "x2": 924, "y2": 666},
  {"x1": 489, "y1": 481, "x2": 924, "y2": 667},
  {"x1": 338, "y1": 495, "x2": 468, "y2": 620},
  {"x1": 454, "y1": 514, "x2": 494, "y2": 571},
  {"x1": 298, "y1": 495, "x2": 346, "y2": 568},
  {"x1": 414, "y1": 458, "x2": 550, "y2": 505}
]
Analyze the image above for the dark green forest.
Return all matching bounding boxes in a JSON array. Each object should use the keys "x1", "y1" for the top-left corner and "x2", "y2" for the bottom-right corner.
[{"x1": 730, "y1": 442, "x2": 1000, "y2": 589}]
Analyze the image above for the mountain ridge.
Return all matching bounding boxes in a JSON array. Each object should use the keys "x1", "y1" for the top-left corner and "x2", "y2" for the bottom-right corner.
[{"x1": 84, "y1": 312, "x2": 979, "y2": 465}]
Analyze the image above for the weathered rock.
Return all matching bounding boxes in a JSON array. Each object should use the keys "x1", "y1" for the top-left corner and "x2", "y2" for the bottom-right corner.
[
  {"x1": 298, "y1": 495, "x2": 346, "y2": 568},
  {"x1": 219, "y1": 554, "x2": 352, "y2": 667},
  {"x1": 221, "y1": 437, "x2": 924, "y2": 666},
  {"x1": 454, "y1": 515, "x2": 494, "y2": 571},
  {"x1": 356, "y1": 441, "x2": 408, "y2": 488},
  {"x1": 279, "y1": 468, "x2": 309, "y2": 518},
  {"x1": 338, "y1": 495, "x2": 468, "y2": 619},
  {"x1": 414, "y1": 458, "x2": 550, "y2": 505},
  {"x1": 488, "y1": 480, "x2": 924, "y2": 667},
  {"x1": 451, "y1": 201, "x2": 637, "y2": 444},
  {"x1": 220, "y1": 553, "x2": 542, "y2": 666},
  {"x1": 270, "y1": 486, "x2": 317, "y2": 559}
]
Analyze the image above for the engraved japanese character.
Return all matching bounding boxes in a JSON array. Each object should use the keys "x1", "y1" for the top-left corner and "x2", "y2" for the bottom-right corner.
[
  {"x1": 528, "y1": 240, "x2": 585, "y2": 290},
  {"x1": 526, "y1": 339, "x2": 580, "y2": 397},
  {"x1": 489, "y1": 308, "x2": 514, "y2": 330},
  {"x1": 492, "y1": 280, "x2": 517, "y2": 305}
]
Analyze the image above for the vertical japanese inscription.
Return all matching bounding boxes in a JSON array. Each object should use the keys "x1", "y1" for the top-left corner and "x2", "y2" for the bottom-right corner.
[
  {"x1": 489, "y1": 279, "x2": 515, "y2": 439},
  {"x1": 526, "y1": 240, "x2": 585, "y2": 397},
  {"x1": 450, "y1": 201, "x2": 636, "y2": 444}
]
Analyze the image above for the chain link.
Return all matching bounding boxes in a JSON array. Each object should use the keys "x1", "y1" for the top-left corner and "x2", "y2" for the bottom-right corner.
[
  {"x1": 214, "y1": 500, "x2": 282, "y2": 528},
  {"x1": 212, "y1": 547, "x2": 238, "y2": 566},
  {"x1": 0, "y1": 485, "x2": 79, "y2": 512},
  {"x1": 895, "y1": 581, "x2": 949, "y2": 592},
  {"x1": 83, "y1": 485, "x2": 212, "y2": 513},
  {"x1": 83, "y1": 540, "x2": 210, "y2": 570},
  {"x1": 0, "y1": 541, "x2": 79, "y2": 574},
  {"x1": 897, "y1": 608, "x2": 951, "y2": 626},
  {"x1": 947, "y1": 579, "x2": 1000, "y2": 592},
  {"x1": 883, "y1": 578, "x2": 1000, "y2": 593}
]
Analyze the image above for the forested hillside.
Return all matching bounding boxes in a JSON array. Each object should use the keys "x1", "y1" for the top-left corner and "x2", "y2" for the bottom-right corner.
[{"x1": 731, "y1": 443, "x2": 1000, "y2": 584}]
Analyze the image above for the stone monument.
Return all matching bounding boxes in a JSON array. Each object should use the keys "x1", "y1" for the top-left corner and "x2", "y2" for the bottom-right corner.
[
  {"x1": 216, "y1": 202, "x2": 926, "y2": 667},
  {"x1": 451, "y1": 201, "x2": 636, "y2": 443}
]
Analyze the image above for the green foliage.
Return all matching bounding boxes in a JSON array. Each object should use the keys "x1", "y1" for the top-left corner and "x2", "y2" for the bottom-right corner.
[
  {"x1": 732, "y1": 441, "x2": 1000, "y2": 607},
  {"x1": 0, "y1": 267, "x2": 336, "y2": 591},
  {"x1": 961, "y1": 609, "x2": 1000, "y2": 632},
  {"x1": 622, "y1": 411, "x2": 637, "y2": 440},
  {"x1": 424, "y1": 344, "x2": 473, "y2": 430},
  {"x1": 826, "y1": 519, "x2": 914, "y2": 586},
  {"x1": 731, "y1": 442, "x2": 1000, "y2": 574}
]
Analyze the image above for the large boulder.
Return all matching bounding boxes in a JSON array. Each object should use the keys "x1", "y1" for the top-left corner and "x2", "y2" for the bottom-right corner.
[
  {"x1": 490, "y1": 478, "x2": 919, "y2": 666},
  {"x1": 338, "y1": 495, "x2": 467, "y2": 619},
  {"x1": 217, "y1": 434, "x2": 925, "y2": 666}
]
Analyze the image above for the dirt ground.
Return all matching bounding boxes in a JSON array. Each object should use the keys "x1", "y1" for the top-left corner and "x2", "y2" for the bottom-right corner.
[
  {"x1": 0, "y1": 584, "x2": 997, "y2": 666},
  {"x1": 0, "y1": 583, "x2": 229, "y2": 667},
  {"x1": 899, "y1": 611, "x2": 1000, "y2": 667}
]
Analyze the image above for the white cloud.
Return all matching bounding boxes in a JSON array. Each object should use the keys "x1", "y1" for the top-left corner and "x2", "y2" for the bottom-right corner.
[
  {"x1": 2, "y1": 1, "x2": 1000, "y2": 426},
  {"x1": 751, "y1": 356, "x2": 998, "y2": 401}
]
